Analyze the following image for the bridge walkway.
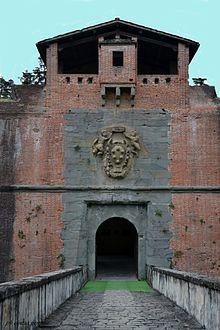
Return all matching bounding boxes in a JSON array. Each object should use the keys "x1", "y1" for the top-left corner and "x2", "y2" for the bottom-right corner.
[{"x1": 38, "y1": 281, "x2": 204, "y2": 330}]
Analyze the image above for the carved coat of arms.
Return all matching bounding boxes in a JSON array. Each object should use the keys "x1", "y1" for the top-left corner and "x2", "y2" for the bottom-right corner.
[{"x1": 92, "y1": 126, "x2": 140, "y2": 178}]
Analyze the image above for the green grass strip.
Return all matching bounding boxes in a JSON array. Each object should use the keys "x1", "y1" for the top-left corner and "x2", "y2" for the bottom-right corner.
[{"x1": 81, "y1": 280, "x2": 154, "y2": 292}]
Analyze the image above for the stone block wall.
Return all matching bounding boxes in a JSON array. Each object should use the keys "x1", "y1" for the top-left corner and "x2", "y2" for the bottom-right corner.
[{"x1": 64, "y1": 109, "x2": 170, "y2": 186}]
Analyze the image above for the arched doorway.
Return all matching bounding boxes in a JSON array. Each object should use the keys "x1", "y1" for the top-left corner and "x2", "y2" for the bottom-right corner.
[{"x1": 96, "y1": 217, "x2": 138, "y2": 278}]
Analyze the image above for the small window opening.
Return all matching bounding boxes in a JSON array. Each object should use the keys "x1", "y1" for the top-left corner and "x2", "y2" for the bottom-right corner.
[
  {"x1": 113, "y1": 51, "x2": 123, "y2": 67},
  {"x1": 143, "y1": 78, "x2": 148, "y2": 84},
  {"x1": 78, "y1": 77, "x2": 83, "y2": 84},
  {"x1": 66, "y1": 77, "x2": 70, "y2": 84},
  {"x1": 166, "y1": 77, "x2": 171, "y2": 83},
  {"x1": 87, "y1": 77, "x2": 93, "y2": 84},
  {"x1": 155, "y1": 78, "x2": 159, "y2": 84}
]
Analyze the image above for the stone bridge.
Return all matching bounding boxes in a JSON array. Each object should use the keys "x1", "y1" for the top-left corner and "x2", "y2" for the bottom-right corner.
[{"x1": 0, "y1": 267, "x2": 219, "y2": 330}]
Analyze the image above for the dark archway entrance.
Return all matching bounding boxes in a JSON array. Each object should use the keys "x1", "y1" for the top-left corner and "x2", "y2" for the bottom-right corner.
[{"x1": 96, "y1": 217, "x2": 138, "y2": 278}]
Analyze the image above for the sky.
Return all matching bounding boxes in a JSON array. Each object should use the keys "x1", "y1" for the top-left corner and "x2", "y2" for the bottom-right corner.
[{"x1": 1, "y1": 0, "x2": 219, "y2": 95}]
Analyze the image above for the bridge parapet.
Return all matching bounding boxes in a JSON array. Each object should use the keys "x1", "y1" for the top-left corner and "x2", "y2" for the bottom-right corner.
[
  {"x1": 0, "y1": 266, "x2": 87, "y2": 330},
  {"x1": 147, "y1": 266, "x2": 220, "y2": 330}
]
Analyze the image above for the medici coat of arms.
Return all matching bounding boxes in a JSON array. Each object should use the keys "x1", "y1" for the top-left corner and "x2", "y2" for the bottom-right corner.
[{"x1": 92, "y1": 126, "x2": 140, "y2": 178}]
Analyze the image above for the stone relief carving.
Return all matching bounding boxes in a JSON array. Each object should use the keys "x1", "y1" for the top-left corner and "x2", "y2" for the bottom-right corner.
[{"x1": 92, "y1": 126, "x2": 140, "y2": 178}]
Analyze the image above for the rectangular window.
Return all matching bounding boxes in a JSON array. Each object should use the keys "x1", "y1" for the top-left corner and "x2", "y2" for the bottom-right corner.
[{"x1": 113, "y1": 51, "x2": 123, "y2": 67}]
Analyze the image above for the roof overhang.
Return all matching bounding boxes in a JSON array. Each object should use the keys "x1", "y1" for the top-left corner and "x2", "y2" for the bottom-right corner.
[{"x1": 36, "y1": 18, "x2": 199, "y2": 64}]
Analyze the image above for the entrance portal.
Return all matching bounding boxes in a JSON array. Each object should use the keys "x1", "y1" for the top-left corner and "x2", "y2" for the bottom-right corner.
[{"x1": 96, "y1": 217, "x2": 137, "y2": 278}]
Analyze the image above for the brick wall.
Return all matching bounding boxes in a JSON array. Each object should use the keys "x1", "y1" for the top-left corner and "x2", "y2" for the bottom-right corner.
[
  {"x1": 170, "y1": 111, "x2": 220, "y2": 186},
  {"x1": 170, "y1": 193, "x2": 220, "y2": 277},
  {"x1": 0, "y1": 89, "x2": 65, "y2": 281},
  {"x1": 13, "y1": 192, "x2": 64, "y2": 279},
  {"x1": 169, "y1": 85, "x2": 220, "y2": 277}
]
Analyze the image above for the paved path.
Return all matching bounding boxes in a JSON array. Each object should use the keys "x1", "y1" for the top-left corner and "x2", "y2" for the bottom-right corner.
[{"x1": 38, "y1": 290, "x2": 204, "y2": 330}]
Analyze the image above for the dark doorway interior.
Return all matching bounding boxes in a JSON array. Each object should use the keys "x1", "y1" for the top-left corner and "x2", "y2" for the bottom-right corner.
[{"x1": 96, "y1": 217, "x2": 137, "y2": 279}]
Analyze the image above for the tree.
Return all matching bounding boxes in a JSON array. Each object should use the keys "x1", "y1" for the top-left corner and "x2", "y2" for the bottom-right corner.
[
  {"x1": 192, "y1": 78, "x2": 207, "y2": 86},
  {"x1": 0, "y1": 57, "x2": 47, "y2": 99},
  {"x1": 20, "y1": 57, "x2": 46, "y2": 85},
  {"x1": 0, "y1": 77, "x2": 14, "y2": 99}
]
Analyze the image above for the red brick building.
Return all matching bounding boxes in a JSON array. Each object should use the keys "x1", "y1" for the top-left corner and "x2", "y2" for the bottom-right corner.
[{"x1": 0, "y1": 18, "x2": 219, "y2": 282}]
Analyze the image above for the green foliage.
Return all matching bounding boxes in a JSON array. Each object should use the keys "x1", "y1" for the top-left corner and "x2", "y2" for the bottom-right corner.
[
  {"x1": 26, "y1": 204, "x2": 43, "y2": 222},
  {"x1": 174, "y1": 250, "x2": 183, "y2": 258},
  {"x1": 19, "y1": 57, "x2": 46, "y2": 85},
  {"x1": 0, "y1": 77, "x2": 14, "y2": 99},
  {"x1": 9, "y1": 255, "x2": 15, "y2": 263},
  {"x1": 169, "y1": 201, "x2": 175, "y2": 210},
  {"x1": 26, "y1": 216, "x2": 31, "y2": 222},
  {"x1": 200, "y1": 219, "x2": 205, "y2": 225},
  {"x1": 193, "y1": 78, "x2": 207, "y2": 86},
  {"x1": 155, "y1": 209, "x2": 162, "y2": 217},
  {"x1": 57, "y1": 254, "x2": 65, "y2": 268},
  {"x1": 74, "y1": 145, "x2": 81, "y2": 151},
  {"x1": 18, "y1": 230, "x2": 26, "y2": 240},
  {"x1": 35, "y1": 204, "x2": 42, "y2": 212}
]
